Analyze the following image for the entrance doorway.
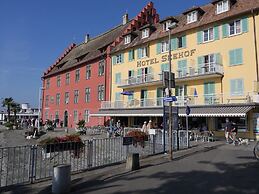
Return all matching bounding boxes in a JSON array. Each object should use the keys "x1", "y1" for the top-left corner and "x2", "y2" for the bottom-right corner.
[{"x1": 64, "y1": 111, "x2": 68, "y2": 127}]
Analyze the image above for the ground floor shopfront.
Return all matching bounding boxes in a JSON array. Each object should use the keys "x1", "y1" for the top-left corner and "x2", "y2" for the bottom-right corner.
[{"x1": 94, "y1": 103, "x2": 259, "y2": 139}]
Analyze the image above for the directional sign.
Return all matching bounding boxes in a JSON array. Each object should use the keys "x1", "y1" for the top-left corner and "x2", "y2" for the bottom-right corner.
[{"x1": 163, "y1": 96, "x2": 177, "y2": 102}]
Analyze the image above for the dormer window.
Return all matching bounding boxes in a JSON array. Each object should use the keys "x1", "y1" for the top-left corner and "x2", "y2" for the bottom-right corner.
[
  {"x1": 187, "y1": 11, "x2": 198, "y2": 24},
  {"x1": 142, "y1": 28, "x2": 149, "y2": 39},
  {"x1": 124, "y1": 35, "x2": 131, "y2": 44},
  {"x1": 217, "y1": 0, "x2": 229, "y2": 14},
  {"x1": 163, "y1": 21, "x2": 172, "y2": 31}
]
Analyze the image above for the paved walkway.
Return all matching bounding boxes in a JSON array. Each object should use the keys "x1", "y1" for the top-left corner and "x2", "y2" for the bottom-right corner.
[{"x1": 2, "y1": 140, "x2": 259, "y2": 194}]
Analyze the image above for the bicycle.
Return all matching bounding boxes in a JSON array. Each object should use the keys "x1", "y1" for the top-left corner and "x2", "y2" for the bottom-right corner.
[{"x1": 254, "y1": 141, "x2": 259, "y2": 160}]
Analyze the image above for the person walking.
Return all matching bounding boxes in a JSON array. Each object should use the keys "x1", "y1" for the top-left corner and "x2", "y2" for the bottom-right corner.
[
  {"x1": 142, "y1": 121, "x2": 147, "y2": 133},
  {"x1": 225, "y1": 118, "x2": 232, "y2": 144}
]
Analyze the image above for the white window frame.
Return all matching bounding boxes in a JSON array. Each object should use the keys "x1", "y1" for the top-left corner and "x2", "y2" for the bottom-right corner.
[
  {"x1": 74, "y1": 90, "x2": 79, "y2": 104},
  {"x1": 163, "y1": 21, "x2": 172, "y2": 31},
  {"x1": 187, "y1": 11, "x2": 198, "y2": 24},
  {"x1": 86, "y1": 64, "x2": 91, "y2": 79},
  {"x1": 217, "y1": 0, "x2": 229, "y2": 14},
  {"x1": 116, "y1": 54, "x2": 122, "y2": 64},
  {"x1": 229, "y1": 20, "x2": 242, "y2": 36},
  {"x1": 140, "y1": 47, "x2": 148, "y2": 58},
  {"x1": 73, "y1": 110, "x2": 78, "y2": 123},
  {"x1": 84, "y1": 110, "x2": 90, "y2": 123},
  {"x1": 65, "y1": 92, "x2": 69, "y2": 104},
  {"x1": 142, "y1": 28, "x2": 149, "y2": 39},
  {"x1": 161, "y1": 41, "x2": 169, "y2": 53},
  {"x1": 124, "y1": 35, "x2": 131, "y2": 44},
  {"x1": 203, "y1": 28, "x2": 214, "y2": 42}
]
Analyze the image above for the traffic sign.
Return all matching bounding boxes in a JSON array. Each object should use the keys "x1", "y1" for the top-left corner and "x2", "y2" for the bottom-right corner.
[
  {"x1": 186, "y1": 106, "x2": 191, "y2": 115},
  {"x1": 163, "y1": 96, "x2": 177, "y2": 102}
]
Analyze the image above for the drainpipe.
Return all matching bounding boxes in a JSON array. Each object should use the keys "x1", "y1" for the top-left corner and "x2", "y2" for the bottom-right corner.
[{"x1": 252, "y1": 9, "x2": 259, "y2": 87}]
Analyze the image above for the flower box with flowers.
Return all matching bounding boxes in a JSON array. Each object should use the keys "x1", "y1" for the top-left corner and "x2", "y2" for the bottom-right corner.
[
  {"x1": 126, "y1": 130, "x2": 149, "y2": 148},
  {"x1": 39, "y1": 134, "x2": 84, "y2": 157}
]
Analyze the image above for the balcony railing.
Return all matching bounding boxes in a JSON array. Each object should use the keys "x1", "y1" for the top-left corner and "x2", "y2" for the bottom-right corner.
[
  {"x1": 101, "y1": 92, "x2": 258, "y2": 109},
  {"x1": 176, "y1": 63, "x2": 224, "y2": 79},
  {"x1": 119, "y1": 74, "x2": 162, "y2": 87}
]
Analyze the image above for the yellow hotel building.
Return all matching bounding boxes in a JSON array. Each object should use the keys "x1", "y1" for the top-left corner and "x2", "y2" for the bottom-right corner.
[{"x1": 95, "y1": 0, "x2": 259, "y2": 139}]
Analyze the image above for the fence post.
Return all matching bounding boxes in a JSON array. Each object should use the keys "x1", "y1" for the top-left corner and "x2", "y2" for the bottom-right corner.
[
  {"x1": 29, "y1": 145, "x2": 37, "y2": 183},
  {"x1": 87, "y1": 140, "x2": 93, "y2": 168},
  {"x1": 152, "y1": 135, "x2": 156, "y2": 154}
]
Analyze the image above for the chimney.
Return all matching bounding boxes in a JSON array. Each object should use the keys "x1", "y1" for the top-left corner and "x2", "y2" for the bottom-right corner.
[
  {"x1": 85, "y1": 34, "x2": 90, "y2": 43},
  {"x1": 123, "y1": 13, "x2": 129, "y2": 25}
]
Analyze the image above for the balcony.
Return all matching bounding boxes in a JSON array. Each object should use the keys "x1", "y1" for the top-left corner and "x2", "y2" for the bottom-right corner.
[
  {"x1": 101, "y1": 92, "x2": 258, "y2": 109},
  {"x1": 118, "y1": 74, "x2": 162, "y2": 88},
  {"x1": 176, "y1": 63, "x2": 224, "y2": 81}
]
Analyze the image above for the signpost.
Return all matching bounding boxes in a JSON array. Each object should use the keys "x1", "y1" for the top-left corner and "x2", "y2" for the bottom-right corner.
[
  {"x1": 186, "y1": 105, "x2": 191, "y2": 148},
  {"x1": 123, "y1": 137, "x2": 133, "y2": 146},
  {"x1": 163, "y1": 96, "x2": 177, "y2": 102}
]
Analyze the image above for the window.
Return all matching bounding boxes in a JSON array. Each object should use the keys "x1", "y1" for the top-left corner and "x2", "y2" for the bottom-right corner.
[
  {"x1": 56, "y1": 76, "x2": 61, "y2": 87},
  {"x1": 187, "y1": 11, "x2": 197, "y2": 24},
  {"x1": 217, "y1": 0, "x2": 229, "y2": 14},
  {"x1": 86, "y1": 64, "x2": 91, "y2": 79},
  {"x1": 98, "y1": 85, "x2": 105, "y2": 101},
  {"x1": 116, "y1": 54, "x2": 122, "y2": 64},
  {"x1": 171, "y1": 36, "x2": 186, "y2": 50},
  {"x1": 55, "y1": 111, "x2": 59, "y2": 120},
  {"x1": 115, "y1": 73, "x2": 121, "y2": 84},
  {"x1": 84, "y1": 110, "x2": 90, "y2": 123},
  {"x1": 73, "y1": 110, "x2": 78, "y2": 123},
  {"x1": 161, "y1": 41, "x2": 169, "y2": 53},
  {"x1": 138, "y1": 47, "x2": 148, "y2": 59},
  {"x1": 85, "y1": 88, "x2": 90, "y2": 103},
  {"x1": 142, "y1": 28, "x2": 149, "y2": 39},
  {"x1": 74, "y1": 90, "x2": 79, "y2": 104},
  {"x1": 56, "y1": 93, "x2": 60, "y2": 105},
  {"x1": 124, "y1": 35, "x2": 131, "y2": 44},
  {"x1": 229, "y1": 20, "x2": 241, "y2": 36},
  {"x1": 45, "y1": 110, "x2": 49, "y2": 120},
  {"x1": 65, "y1": 73, "x2": 70, "y2": 85},
  {"x1": 46, "y1": 79, "x2": 50, "y2": 89},
  {"x1": 65, "y1": 92, "x2": 69, "y2": 104},
  {"x1": 113, "y1": 54, "x2": 124, "y2": 65},
  {"x1": 203, "y1": 28, "x2": 214, "y2": 42},
  {"x1": 128, "y1": 50, "x2": 135, "y2": 61},
  {"x1": 204, "y1": 82, "x2": 216, "y2": 104},
  {"x1": 163, "y1": 21, "x2": 172, "y2": 31},
  {"x1": 229, "y1": 48, "x2": 243, "y2": 66},
  {"x1": 45, "y1": 95, "x2": 49, "y2": 107},
  {"x1": 75, "y1": 69, "x2": 80, "y2": 82},
  {"x1": 177, "y1": 60, "x2": 187, "y2": 78},
  {"x1": 98, "y1": 60, "x2": 105, "y2": 76},
  {"x1": 230, "y1": 79, "x2": 244, "y2": 96}
]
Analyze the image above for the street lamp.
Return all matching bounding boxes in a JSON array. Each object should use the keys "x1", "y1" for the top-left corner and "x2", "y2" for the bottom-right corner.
[{"x1": 38, "y1": 87, "x2": 45, "y2": 130}]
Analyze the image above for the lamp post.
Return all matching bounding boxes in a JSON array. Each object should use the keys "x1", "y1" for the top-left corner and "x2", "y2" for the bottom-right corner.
[
  {"x1": 168, "y1": 25, "x2": 173, "y2": 160},
  {"x1": 38, "y1": 87, "x2": 44, "y2": 130}
]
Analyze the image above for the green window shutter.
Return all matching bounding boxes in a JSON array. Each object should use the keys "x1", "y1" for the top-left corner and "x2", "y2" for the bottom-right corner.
[
  {"x1": 215, "y1": 53, "x2": 221, "y2": 64},
  {"x1": 171, "y1": 38, "x2": 177, "y2": 50},
  {"x1": 156, "y1": 42, "x2": 161, "y2": 54},
  {"x1": 229, "y1": 50, "x2": 235, "y2": 66},
  {"x1": 144, "y1": 90, "x2": 148, "y2": 99},
  {"x1": 214, "y1": 26, "x2": 219, "y2": 40},
  {"x1": 222, "y1": 24, "x2": 229, "y2": 38},
  {"x1": 209, "y1": 82, "x2": 215, "y2": 94},
  {"x1": 148, "y1": 67, "x2": 153, "y2": 74},
  {"x1": 197, "y1": 31, "x2": 203, "y2": 44},
  {"x1": 242, "y1": 18, "x2": 248, "y2": 33},
  {"x1": 121, "y1": 53, "x2": 124, "y2": 63},
  {"x1": 204, "y1": 83, "x2": 209, "y2": 95},
  {"x1": 115, "y1": 92, "x2": 121, "y2": 101},
  {"x1": 128, "y1": 93, "x2": 134, "y2": 101},
  {"x1": 115, "y1": 73, "x2": 121, "y2": 84},
  {"x1": 182, "y1": 36, "x2": 186, "y2": 48},
  {"x1": 197, "y1": 56, "x2": 204, "y2": 73},
  {"x1": 112, "y1": 56, "x2": 116, "y2": 65},
  {"x1": 230, "y1": 80, "x2": 235, "y2": 96},
  {"x1": 236, "y1": 48, "x2": 243, "y2": 65},
  {"x1": 128, "y1": 50, "x2": 133, "y2": 61},
  {"x1": 137, "y1": 48, "x2": 141, "y2": 59},
  {"x1": 137, "y1": 69, "x2": 142, "y2": 76},
  {"x1": 161, "y1": 63, "x2": 169, "y2": 72},
  {"x1": 184, "y1": 85, "x2": 187, "y2": 96},
  {"x1": 175, "y1": 86, "x2": 179, "y2": 96},
  {"x1": 157, "y1": 88, "x2": 163, "y2": 98},
  {"x1": 237, "y1": 79, "x2": 244, "y2": 95},
  {"x1": 131, "y1": 70, "x2": 134, "y2": 77}
]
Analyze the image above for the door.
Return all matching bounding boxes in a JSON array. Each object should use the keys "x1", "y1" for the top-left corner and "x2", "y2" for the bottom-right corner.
[{"x1": 64, "y1": 111, "x2": 68, "y2": 127}]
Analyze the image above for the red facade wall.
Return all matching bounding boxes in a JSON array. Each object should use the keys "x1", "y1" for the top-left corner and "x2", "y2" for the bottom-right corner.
[{"x1": 42, "y1": 56, "x2": 110, "y2": 128}]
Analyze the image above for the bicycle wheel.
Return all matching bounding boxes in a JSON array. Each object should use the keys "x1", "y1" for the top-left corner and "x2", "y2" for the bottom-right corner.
[{"x1": 254, "y1": 141, "x2": 259, "y2": 160}]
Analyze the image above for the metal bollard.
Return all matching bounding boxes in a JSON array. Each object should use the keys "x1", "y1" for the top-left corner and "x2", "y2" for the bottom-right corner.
[
  {"x1": 126, "y1": 153, "x2": 139, "y2": 171},
  {"x1": 52, "y1": 164, "x2": 71, "y2": 194}
]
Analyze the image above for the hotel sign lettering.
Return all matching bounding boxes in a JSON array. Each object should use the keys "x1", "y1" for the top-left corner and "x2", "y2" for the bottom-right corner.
[{"x1": 137, "y1": 49, "x2": 196, "y2": 67}]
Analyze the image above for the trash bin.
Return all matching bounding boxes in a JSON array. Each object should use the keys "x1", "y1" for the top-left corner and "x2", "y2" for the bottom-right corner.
[{"x1": 52, "y1": 164, "x2": 71, "y2": 194}]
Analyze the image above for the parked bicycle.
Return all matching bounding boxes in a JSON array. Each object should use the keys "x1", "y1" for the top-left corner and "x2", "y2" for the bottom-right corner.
[{"x1": 254, "y1": 141, "x2": 259, "y2": 160}]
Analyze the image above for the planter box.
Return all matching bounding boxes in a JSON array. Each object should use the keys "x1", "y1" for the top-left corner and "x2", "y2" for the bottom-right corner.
[{"x1": 42, "y1": 142, "x2": 84, "y2": 153}]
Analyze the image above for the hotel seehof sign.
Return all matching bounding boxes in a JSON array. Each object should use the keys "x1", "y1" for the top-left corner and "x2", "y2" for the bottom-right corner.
[{"x1": 137, "y1": 49, "x2": 196, "y2": 67}]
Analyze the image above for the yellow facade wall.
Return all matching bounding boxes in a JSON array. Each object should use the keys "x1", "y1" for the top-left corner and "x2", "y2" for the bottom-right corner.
[{"x1": 111, "y1": 13, "x2": 258, "y2": 104}]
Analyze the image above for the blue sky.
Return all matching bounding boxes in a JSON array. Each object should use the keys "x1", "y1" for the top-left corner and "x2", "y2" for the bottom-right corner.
[{"x1": 0, "y1": 0, "x2": 209, "y2": 107}]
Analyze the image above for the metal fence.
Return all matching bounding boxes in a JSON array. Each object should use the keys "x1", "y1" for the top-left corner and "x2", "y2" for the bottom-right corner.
[{"x1": 0, "y1": 130, "x2": 188, "y2": 187}]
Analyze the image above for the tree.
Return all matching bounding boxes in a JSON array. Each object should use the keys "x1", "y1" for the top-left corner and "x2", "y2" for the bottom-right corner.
[
  {"x1": 2, "y1": 97, "x2": 14, "y2": 122},
  {"x1": 11, "y1": 102, "x2": 21, "y2": 127}
]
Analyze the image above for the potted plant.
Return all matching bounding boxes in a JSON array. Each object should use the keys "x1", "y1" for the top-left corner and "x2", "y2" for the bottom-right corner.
[
  {"x1": 76, "y1": 120, "x2": 86, "y2": 135},
  {"x1": 126, "y1": 130, "x2": 149, "y2": 148},
  {"x1": 4, "y1": 122, "x2": 14, "y2": 130},
  {"x1": 39, "y1": 134, "x2": 84, "y2": 158}
]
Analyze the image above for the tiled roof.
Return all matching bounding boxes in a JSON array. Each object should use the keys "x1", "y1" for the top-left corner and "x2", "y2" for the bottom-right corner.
[
  {"x1": 111, "y1": 0, "x2": 259, "y2": 54},
  {"x1": 43, "y1": 22, "x2": 131, "y2": 78}
]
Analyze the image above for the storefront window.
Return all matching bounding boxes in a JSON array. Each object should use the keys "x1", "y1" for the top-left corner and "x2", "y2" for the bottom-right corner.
[{"x1": 215, "y1": 117, "x2": 247, "y2": 132}]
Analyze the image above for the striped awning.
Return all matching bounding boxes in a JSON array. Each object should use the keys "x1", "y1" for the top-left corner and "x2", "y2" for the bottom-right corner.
[{"x1": 92, "y1": 104, "x2": 255, "y2": 118}]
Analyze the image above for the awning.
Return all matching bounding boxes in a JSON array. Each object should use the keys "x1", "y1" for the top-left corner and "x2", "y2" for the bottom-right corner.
[
  {"x1": 92, "y1": 104, "x2": 256, "y2": 118},
  {"x1": 178, "y1": 105, "x2": 255, "y2": 117}
]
